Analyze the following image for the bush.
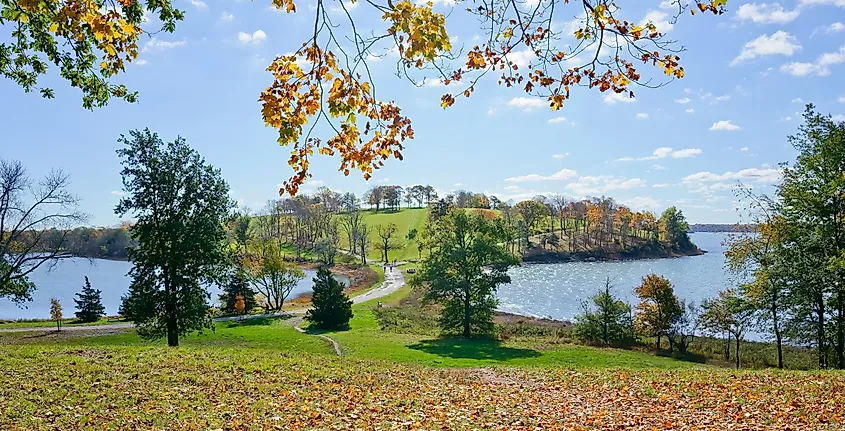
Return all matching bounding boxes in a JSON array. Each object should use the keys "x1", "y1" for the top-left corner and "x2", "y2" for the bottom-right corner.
[
  {"x1": 574, "y1": 278, "x2": 633, "y2": 347},
  {"x1": 305, "y1": 267, "x2": 353, "y2": 330}
]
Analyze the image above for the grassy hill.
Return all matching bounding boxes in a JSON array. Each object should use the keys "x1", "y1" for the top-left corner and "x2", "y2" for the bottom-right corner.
[{"x1": 338, "y1": 208, "x2": 428, "y2": 262}]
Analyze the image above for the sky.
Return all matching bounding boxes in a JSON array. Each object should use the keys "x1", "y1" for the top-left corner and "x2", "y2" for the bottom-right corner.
[{"x1": 1, "y1": 0, "x2": 844, "y2": 227}]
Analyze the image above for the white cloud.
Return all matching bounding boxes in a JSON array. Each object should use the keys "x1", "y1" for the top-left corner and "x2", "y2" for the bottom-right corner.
[
  {"x1": 675, "y1": 97, "x2": 691, "y2": 104},
  {"x1": 653, "y1": 164, "x2": 668, "y2": 170},
  {"x1": 685, "y1": 108, "x2": 695, "y2": 113},
  {"x1": 833, "y1": 114, "x2": 845, "y2": 122},
  {"x1": 792, "y1": 97, "x2": 804, "y2": 103},
  {"x1": 504, "y1": 185, "x2": 520, "y2": 192},
  {"x1": 454, "y1": 183, "x2": 463, "y2": 187},
  {"x1": 422, "y1": 78, "x2": 445, "y2": 87},
  {"x1": 142, "y1": 38, "x2": 187, "y2": 53},
  {"x1": 636, "y1": 113, "x2": 649, "y2": 119},
  {"x1": 622, "y1": 196, "x2": 662, "y2": 211},
  {"x1": 506, "y1": 48, "x2": 536, "y2": 69},
  {"x1": 659, "y1": 0, "x2": 676, "y2": 9},
  {"x1": 135, "y1": 59, "x2": 148, "y2": 66},
  {"x1": 508, "y1": 97, "x2": 545, "y2": 111},
  {"x1": 838, "y1": 95, "x2": 845, "y2": 103},
  {"x1": 641, "y1": 10, "x2": 674, "y2": 33},
  {"x1": 417, "y1": 0, "x2": 457, "y2": 5},
  {"x1": 683, "y1": 167, "x2": 781, "y2": 184},
  {"x1": 189, "y1": 0, "x2": 208, "y2": 10},
  {"x1": 653, "y1": 183, "x2": 672, "y2": 188},
  {"x1": 237, "y1": 30, "x2": 267, "y2": 44},
  {"x1": 548, "y1": 116, "x2": 568, "y2": 124},
  {"x1": 710, "y1": 120, "x2": 742, "y2": 131},
  {"x1": 736, "y1": 3, "x2": 800, "y2": 24},
  {"x1": 731, "y1": 31, "x2": 801, "y2": 65},
  {"x1": 566, "y1": 176, "x2": 647, "y2": 195},
  {"x1": 111, "y1": 190, "x2": 125, "y2": 196},
  {"x1": 826, "y1": 22, "x2": 845, "y2": 33},
  {"x1": 781, "y1": 46, "x2": 845, "y2": 76},
  {"x1": 741, "y1": 146, "x2": 750, "y2": 151},
  {"x1": 552, "y1": 153, "x2": 569, "y2": 159},
  {"x1": 220, "y1": 12, "x2": 234, "y2": 21},
  {"x1": 331, "y1": 0, "x2": 359, "y2": 12},
  {"x1": 799, "y1": 0, "x2": 845, "y2": 6},
  {"x1": 505, "y1": 169, "x2": 578, "y2": 183},
  {"x1": 603, "y1": 92, "x2": 636, "y2": 104},
  {"x1": 617, "y1": 147, "x2": 702, "y2": 162}
]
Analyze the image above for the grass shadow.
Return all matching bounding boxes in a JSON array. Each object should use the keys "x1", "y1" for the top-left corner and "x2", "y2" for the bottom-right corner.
[
  {"x1": 221, "y1": 316, "x2": 292, "y2": 328},
  {"x1": 655, "y1": 349, "x2": 708, "y2": 364},
  {"x1": 408, "y1": 337, "x2": 541, "y2": 361}
]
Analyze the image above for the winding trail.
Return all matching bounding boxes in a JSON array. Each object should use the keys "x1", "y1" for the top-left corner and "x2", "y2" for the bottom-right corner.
[{"x1": 0, "y1": 267, "x2": 406, "y2": 335}]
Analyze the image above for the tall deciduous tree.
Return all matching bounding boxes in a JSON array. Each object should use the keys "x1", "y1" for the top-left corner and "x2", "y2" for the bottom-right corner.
[
  {"x1": 701, "y1": 289, "x2": 755, "y2": 368},
  {"x1": 73, "y1": 276, "x2": 105, "y2": 322},
  {"x1": 658, "y1": 206, "x2": 691, "y2": 249},
  {"x1": 634, "y1": 274, "x2": 682, "y2": 350},
  {"x1": 1, "y1": 159, "x2": 86, "y2": 304},
  {"x1": 116, "y1": 129, "x2": 232, "y2": 347},
  {"x1": 374, "y1": 223, "x2": 401, "y2": 263},
  {"x1": 247, "y1": 254, "x2": 304, "y2": 312},
  {"x1": 50, "y1": 297, "x2": 62, "y2": 331},
  {"x1": 416, "y1": 209, "x2": 518, "y2": 336}
]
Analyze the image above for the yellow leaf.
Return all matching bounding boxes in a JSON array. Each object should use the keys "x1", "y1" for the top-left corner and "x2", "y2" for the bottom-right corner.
[
  {"x1": 100, "y1": 61, "x2": 108, "y2": 70},
  {"x1": 49, "y1": 23, "x2": 59, "y2": 33}
]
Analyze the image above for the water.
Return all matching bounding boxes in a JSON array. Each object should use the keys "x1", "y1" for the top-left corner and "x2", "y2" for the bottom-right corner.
[
  {"x1": 498, "y1": 233, "x2": 732, "y2": 321},
  {"x1": 1, "y1": 259, "x2": 346, "y2": 320}
]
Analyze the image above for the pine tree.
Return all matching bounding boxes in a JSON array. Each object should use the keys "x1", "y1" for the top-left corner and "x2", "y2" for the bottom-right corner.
[
  {"x1": 219, "y1": 269, "x2": 258, "y2": 314},
  {"x1": 305, "y1": 267, "x2": 353, "y2": 330},
  {"x1": 74, "y1": 276, "x2": 106, "y2": 322}
]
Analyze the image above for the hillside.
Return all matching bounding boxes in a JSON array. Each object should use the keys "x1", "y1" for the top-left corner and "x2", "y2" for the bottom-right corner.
[{"x1": 337, "y1": 208, "x2": 428, "y2": 262}]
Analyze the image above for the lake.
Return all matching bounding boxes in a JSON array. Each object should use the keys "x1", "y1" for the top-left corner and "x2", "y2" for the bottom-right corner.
[
  {"x1": 498, "y1": 233, "x2": 733, "y2": 320},
  {"x1": 1, "y1": 259, "x2": 343, "y2": 320},
  {"x1": 3, "y1": 233, "x2": 731, "y2": 321}
]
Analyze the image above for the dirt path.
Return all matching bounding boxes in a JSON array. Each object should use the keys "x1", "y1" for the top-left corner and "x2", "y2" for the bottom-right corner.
[{"x1": 0, "y1": 269, "x2": 406, "y2": 334}]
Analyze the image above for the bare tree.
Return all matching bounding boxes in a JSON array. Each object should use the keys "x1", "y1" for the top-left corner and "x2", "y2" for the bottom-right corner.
[
  {"x1": 357, "y1": 223, "x2": 369, "y2": 265},
  {"x1": 340, "y1": 210, "x2": 364, "y2": 256},
  {"x1": 374, "y1": 223, "x2": 401, "y2": 263},
  {"x1": 1, "y1": 159, "x2": 86, "y2": 304}
]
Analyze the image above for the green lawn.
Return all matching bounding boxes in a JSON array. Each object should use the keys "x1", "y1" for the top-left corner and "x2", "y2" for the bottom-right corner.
[
  {"x1": 339, "y1": 208, "x2": 428, "y2": 262},
  {"x1": 0, "y1": 317, "x2": 126, "y2": 329}
]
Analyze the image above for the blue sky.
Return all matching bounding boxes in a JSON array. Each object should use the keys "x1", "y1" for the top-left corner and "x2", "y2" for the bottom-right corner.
[{"x1": 1, "y1": 0, "x2": 844, "y2": 226}]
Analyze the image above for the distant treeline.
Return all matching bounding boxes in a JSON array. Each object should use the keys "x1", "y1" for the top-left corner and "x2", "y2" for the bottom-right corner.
[
  {"x1": 688, "y1": 224, "x2": 756, "y2": 233},
  {"x1": 35, "y1": 225, "x2": 136, "y2": 260}
]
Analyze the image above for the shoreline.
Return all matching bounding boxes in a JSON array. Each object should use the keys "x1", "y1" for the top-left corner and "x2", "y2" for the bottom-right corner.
[{"x1": 521, "y1": 246, "x2": 706, "y2": 264}]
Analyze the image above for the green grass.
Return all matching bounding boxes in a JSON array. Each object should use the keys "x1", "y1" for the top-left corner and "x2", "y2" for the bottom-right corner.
[
  {"x1": 339, "y1": 208, "x2": 427, "y2": 262},
  {"x1": 312, "y1": 290, "x2": 697, "y2": 369},
  {"x1": 0, "y1": 317, "x2": 126, "y2": 329}
]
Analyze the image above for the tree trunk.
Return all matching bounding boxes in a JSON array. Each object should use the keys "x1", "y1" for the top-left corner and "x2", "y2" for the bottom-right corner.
[
  {"x1": 164, "y1": 270, "x2": 179, "y2": 347},
  {"x1": 656, "y1": 334, "x2": 661, "y2": 350},
  {"x1": 463, "y1": 291, "x2": 471, "y2": 337},
  {"x1": 818, "y1": 302, "x2": 827, "y2": 369},
  {"x1": 772, "y1": 302, "x2": 783, "y2": 369},
  {"x1": 838, "y1": 288, "x2": 845, "y2": 369},
  {"x1": 735, "y1": 335, "x2": 741, "y2": 369}
]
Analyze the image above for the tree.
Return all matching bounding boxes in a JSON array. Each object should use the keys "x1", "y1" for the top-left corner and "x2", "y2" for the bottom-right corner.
[
  {"x1": 634, "y1": 274, "x2": 682, "y2": 349},
  {"x1": 50, "y1": 297, "x2": 62, "y2": 331},
  {"x1": 1, "y1": 159, "x2": 86, "y2": 305},
  {"x1": 701, "y1": 289, "x2": 755, "y2": 368},
  {"x1": 234, "y1": 295, "x2": 246, "y2": 316},
  {"x1": 374, "y1": 223, "x2": 401, "y2": 263},
  {"x1": 305, "y1": 267, "x2": 353, "y2": 330},
  {"x1": 514, "y1": 200, "x2": 549, "y2": 246},
  {"x1": 1, "y1": 0, "x2": 184, "y2": 108},
  {"x1": 417, "y1": 209, "x2": 518, "y2": 336},
  {"x1": 219, "y1": 269, "x2": 258, "y2": 315},
  {"x1": 778, "y1": 106, "x2": 845, "y2": 369},
  {"x1": 73, "y1": 276, "x2": 105, "y2": 322},
  {"x1": 365, "y1": 187, "x2": 384, "y2": 212},
  {"x1": 574, "y1": 278, "x2": 632, "y2": 346},
  {"x1": 658, "y1": 206, "x2": 691, "y2": 249},
  {"x1": 665, "y1": 300, "x2": 699, "y2": 355},
  {"x1": 248, "y1": 255, "x2": 305, "y2": 311},
  {"x1": 116, "y1": 129, "x2": 232, "y2": 347}
]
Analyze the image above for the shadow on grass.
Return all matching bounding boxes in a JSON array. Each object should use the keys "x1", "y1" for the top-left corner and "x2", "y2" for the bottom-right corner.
[
  {"x1": 409, "y1": 337, "x2": 541, "y2": 361},
  {"x1": 221, "y1": 316, "x2": 292, "y2": 328},
  {"x1": 655, "y1": 349, "x2": 708, "y2": 364}
]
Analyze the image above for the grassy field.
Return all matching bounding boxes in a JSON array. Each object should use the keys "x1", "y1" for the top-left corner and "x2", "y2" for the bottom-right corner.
[
  {"x1": 0, "y1": 317, "x2": 127, "y2": 330},
  {"x1": 338, "y1": 208, "x2": 428, "y2": 262}
]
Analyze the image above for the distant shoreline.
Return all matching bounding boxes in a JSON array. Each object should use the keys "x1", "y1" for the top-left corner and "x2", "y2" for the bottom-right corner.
[{"x1": 521, "y1": 245, "x2": 706, "y2": 264}]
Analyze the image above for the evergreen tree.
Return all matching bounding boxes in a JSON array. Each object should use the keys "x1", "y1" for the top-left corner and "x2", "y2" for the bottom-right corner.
[
  {"x1": 219, "y1": 269, "x2": 258, "y2": 314},
  {"x1": 73, "y1": 276, "x2": 105, "y2": 322},
  {"x1": 305, "y1": 267, "x2": 353, "y2": 330}
]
